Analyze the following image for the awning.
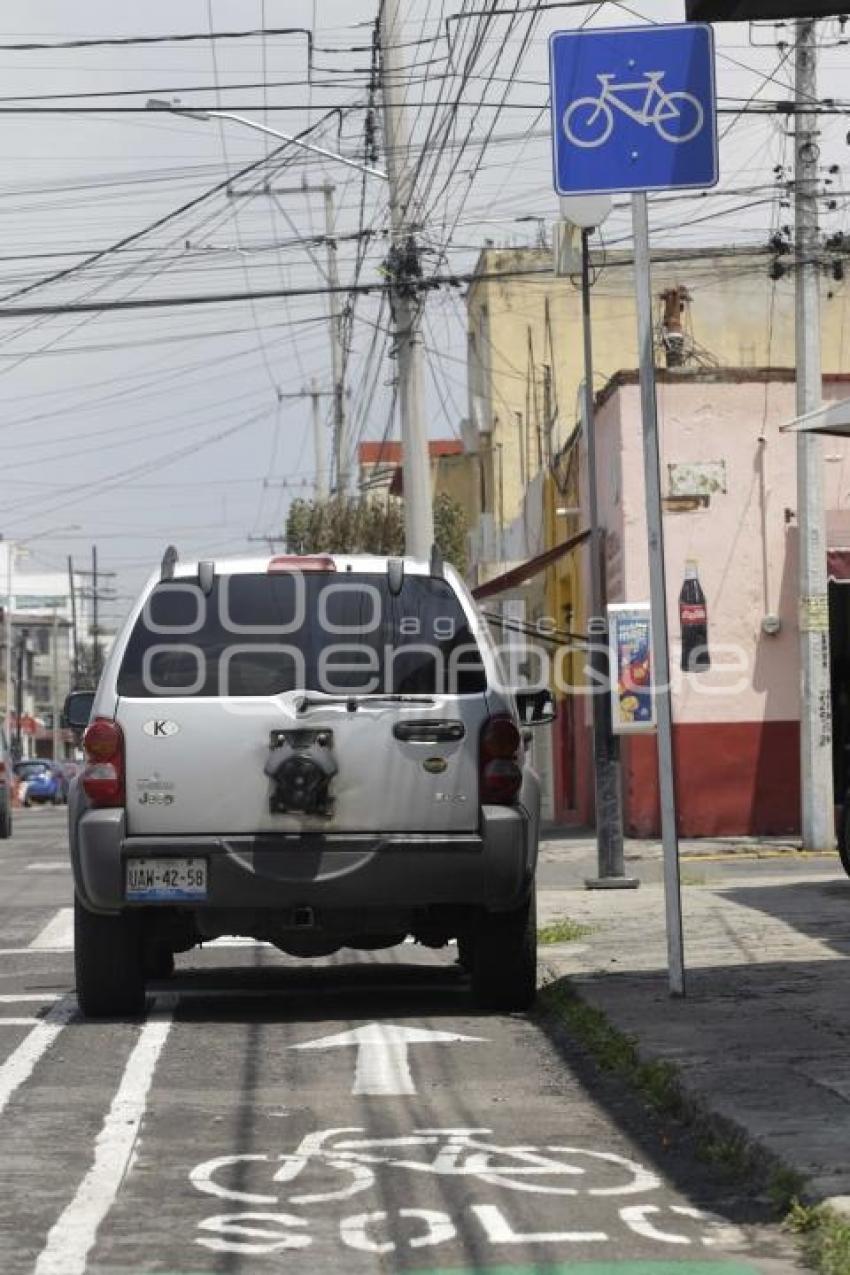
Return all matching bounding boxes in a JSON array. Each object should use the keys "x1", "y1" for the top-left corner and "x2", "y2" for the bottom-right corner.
[
  {"x1": 781, "y1": 397, "x2": 850, "y2": 436},
  {"x1": 472, "y1": 528, "x2": 590, "y2": 601}
]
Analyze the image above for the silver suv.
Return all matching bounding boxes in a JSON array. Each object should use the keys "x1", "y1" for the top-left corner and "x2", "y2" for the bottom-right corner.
[{"x1": 65, "y1": 549, "x2": 550, "y2": 1018}]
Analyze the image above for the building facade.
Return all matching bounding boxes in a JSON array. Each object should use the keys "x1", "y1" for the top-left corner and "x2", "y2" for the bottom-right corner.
[{"x1": 566, "y1": 368, "x2": 850, "y2": 837}]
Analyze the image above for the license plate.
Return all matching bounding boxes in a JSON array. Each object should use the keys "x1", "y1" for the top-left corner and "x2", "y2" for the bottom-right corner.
[{"x1": 125, "y1": 858, "x2": 207, "y2": 902}]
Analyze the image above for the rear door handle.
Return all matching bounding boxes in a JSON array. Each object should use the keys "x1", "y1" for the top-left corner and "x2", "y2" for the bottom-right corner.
[{"x1": 393, "y1": 719, "x2": 466, "y2": 743}]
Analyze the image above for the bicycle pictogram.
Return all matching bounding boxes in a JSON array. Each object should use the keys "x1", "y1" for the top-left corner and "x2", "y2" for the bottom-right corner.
[
  {"x1": 191, "y1": 1127, "x2": 662, "y2": 1207},
  {"x1": 563, "y1": 71, "x2": 705, "y2": 149}
]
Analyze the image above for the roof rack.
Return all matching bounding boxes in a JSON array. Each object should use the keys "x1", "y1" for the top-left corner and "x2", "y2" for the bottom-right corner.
[
  {"x1": 387, "y1": 557, "x2": 404, "y2": 596},
  {"x1": 198, "y1": 560, "x2": 215, "y2": 595},
  {"x1": 160, "y1": 545, "x2": 178, "y2": 582}
]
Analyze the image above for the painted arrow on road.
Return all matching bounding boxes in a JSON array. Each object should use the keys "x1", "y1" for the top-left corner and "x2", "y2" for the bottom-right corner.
[{"x1": 290, "y1": 1022, "x2": 486, "y2": 1096}]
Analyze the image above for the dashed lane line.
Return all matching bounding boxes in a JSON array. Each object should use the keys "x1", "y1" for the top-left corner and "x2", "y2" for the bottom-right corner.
[
  {"x1": 0, "y1": 997, "x2": 75, "y2": 1119},
  {"x1": 30, "y1": 908, "x2": 74, "y2": 950},
  {"x1": 34, "y1": 994, "x2": 175, "y2": 1275},
  {"x1": 26, "y1": 862, "x2": 70, "y2": 872},
  {"x1": 0, "y1": 993, "x2": 62, "y2": 1003}
]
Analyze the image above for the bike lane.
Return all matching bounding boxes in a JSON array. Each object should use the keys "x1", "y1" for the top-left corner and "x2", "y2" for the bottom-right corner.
[{"x1": 70, "y1": 946, "x2": 802, "y2": 1275}]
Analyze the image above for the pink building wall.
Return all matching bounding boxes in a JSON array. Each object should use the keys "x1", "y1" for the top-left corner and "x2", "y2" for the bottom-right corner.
[{"x1": 591, "y1": 370, "x2": 850, "y2": 837}]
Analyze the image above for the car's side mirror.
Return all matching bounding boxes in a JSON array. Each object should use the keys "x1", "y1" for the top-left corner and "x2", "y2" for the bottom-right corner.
[
  {"x1": 514, "y1": 688, "x2": 557, "y2": 727},
  {"x1": 62, "y1": 690, "x2": 95, "y2": 732}
]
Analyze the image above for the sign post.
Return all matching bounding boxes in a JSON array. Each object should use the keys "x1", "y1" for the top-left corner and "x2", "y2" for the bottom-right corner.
[{"x1": 549, "y1": 22, "x2": 719, "y2": 996}]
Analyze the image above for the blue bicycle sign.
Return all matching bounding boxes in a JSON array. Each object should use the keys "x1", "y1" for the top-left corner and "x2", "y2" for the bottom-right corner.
[{"x1": 550, "y1": 24, "x2": 718, "y2": 196}]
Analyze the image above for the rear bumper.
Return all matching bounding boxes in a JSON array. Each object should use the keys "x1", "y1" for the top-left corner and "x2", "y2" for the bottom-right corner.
[{"x1": 72, "y1": 806, "x2": 536, "y2": 916}]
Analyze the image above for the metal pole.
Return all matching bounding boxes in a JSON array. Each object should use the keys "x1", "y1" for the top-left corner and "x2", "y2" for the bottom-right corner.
[
  {"x1": 311, "y1": 377, "x2": 329, "y2": 500},
  {"x1": 91, "y1": 545, "x2": 100, "y2": 684},
  {"x1": 14, "y1": 630, "x2": 24, "y2": 760},
  {"x1": 581, "y1": 229, "x2": 632, "y2": 890},
  {"x1": 51, "y1": 610, "x2": 60, "y2": 761},
  {"x1": 379, "y1": 0, "x2": 434, "y2": 558},
  {"x1": 795, "y1": 19, "x2": 834, "y2": 851},
  {"x1": 322, "y1": 183, "x2": 349, "y2": 492},
  {"x1": 632, "y1": 192, "x2": 685, "y2": 997},
  {"x1": 4, "y1": 542, "x2": 12, "y2": 743},
  {"x1": 68, "y1": 555, "x2": 79, "y2": 685}
]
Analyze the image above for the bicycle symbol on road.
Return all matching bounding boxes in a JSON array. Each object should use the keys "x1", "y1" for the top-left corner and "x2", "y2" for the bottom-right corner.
[{"x1": 563, "y1": 71, "x2": 704, "y2": 149}]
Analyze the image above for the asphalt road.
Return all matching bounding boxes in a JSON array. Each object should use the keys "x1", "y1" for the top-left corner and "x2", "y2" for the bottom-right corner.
[{"x1": 0, "y1": 809, "x2": 804, "y2": 1275}]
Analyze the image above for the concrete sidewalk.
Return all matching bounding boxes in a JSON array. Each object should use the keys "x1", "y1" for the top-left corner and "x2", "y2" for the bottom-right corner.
[{"x1": 537, "y1": 834, "x2": 850, "y2": 1214}]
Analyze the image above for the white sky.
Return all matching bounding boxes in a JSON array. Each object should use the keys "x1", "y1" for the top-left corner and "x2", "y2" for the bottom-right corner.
[{"x1": 0, "y1": 0, "x2": 847, "y2": 622}]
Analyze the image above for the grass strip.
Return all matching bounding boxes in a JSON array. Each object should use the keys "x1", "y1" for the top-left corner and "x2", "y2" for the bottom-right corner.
[
  {"x1": 537, "y1": 918, "x2": 594, "y2": 946},
  {"x1": 540, "y1": 976, "x2": 847, "y2": 1275}
]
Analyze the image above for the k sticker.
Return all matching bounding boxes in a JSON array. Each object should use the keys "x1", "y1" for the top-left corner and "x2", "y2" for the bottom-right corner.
[{"x1": 143, "y1": 720, "x2": 180, "y2": 738}]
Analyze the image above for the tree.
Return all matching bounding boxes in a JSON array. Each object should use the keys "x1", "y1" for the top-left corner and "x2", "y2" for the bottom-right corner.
[{"x1": 285, "y1": 493, "x2": 469, "y2": 575}]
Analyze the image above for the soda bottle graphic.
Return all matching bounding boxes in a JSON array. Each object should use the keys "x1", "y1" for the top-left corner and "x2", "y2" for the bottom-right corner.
[{"x1": 680, "y1": 559, "x2": 711, "y2": 672}]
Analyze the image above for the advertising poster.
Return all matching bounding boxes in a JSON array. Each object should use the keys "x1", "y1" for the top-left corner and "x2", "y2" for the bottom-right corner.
[{"x1": 608, "y1": 603, "x2": 656, "y2": 735}]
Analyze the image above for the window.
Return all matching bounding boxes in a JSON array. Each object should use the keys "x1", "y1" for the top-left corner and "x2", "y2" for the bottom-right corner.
[{"x1": 117, "y1": 574, "x2": 487, "y2": 699}]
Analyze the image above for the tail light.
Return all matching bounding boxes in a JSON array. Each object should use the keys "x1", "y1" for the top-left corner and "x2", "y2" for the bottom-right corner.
[
  {"x1": 268, "y1": 555, "x2": 336, "y2": 573},
  {"x1": 82, "y1": 718, "x2": 124, "y2": 808},
  {"x1": 480, "y1": 715, "x2": 522, "y2": 805}
]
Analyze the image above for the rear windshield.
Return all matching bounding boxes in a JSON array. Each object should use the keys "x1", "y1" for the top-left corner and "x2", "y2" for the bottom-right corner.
[{"x1": 117, "y1": 572, "x2": 487, "y2": 698}]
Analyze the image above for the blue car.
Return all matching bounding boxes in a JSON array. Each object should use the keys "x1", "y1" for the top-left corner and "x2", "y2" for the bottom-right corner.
[{"x1": 15, "y1": 760, "x2": 65, "y2": 806}]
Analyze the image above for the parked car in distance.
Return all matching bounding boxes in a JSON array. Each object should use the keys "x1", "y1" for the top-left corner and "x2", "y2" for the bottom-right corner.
[
  {"x1": 15, "y1": 760, "x2": 65, "y2": 806},
  {"x1": 66, "y1": 548, "x2": 554, "y2": 1018},
  {"x1": 0, "y1": 727, "x2": 12, "y2": 837}
]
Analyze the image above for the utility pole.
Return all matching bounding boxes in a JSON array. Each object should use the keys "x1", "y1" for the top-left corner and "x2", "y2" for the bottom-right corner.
[
  {"x1": 579, "y1": 228, "x2": 632, "y2": 891},
  {"x1": 310, "y1": 378, "x2": 330, "y2": 500},
  {"x1": 230, "y1": 182, "x2": 347, "y2": 491},
  {"x1": 67, "y1": 556, "x2": 79, "y2": 685},
  {"x1": 379, "y1": 0, "x2": 434, "y2": 559},
  {"x1": 51, "y1": 609, "x2": 60, "y2": 760},
  {"x1": 14, "y1": 628, "x2": 27, "y2": 761},
  {"x1": 321, "y1": 183, "x2": 348, "y2": 491},
  {"x1": 91, "y1": 545, "x2": 99, "y2": 682},
  {"x1": 795, "y1": 18, "x2": 835, "y2": 850},
  {"x1": 76, "y1": 547, "x2": 117, "y2": 686}
]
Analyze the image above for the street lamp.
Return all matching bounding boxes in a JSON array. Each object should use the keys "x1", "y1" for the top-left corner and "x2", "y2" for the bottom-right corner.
[
  {"x1": 145, "y1": 99, "x2": 388, "y2": 183},
  {"x1": 3, "y1": 525, "x2": 81, "y2": 749}
]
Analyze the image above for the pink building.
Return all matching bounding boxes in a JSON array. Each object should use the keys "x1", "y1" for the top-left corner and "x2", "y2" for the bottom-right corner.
[{"x1": 581, "y1": 368, "x2": 850, "y2": 838}]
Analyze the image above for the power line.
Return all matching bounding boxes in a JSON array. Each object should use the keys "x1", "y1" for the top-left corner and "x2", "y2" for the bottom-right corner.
[{"x1": 0, "y1": 27, "x2": 313, "y2": 52}]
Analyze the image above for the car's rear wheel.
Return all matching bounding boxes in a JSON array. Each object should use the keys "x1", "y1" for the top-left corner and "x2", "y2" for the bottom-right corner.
[
  {"x1": 74, "y1": 897, "x2": 146, "y2": 1018},
  {"x1": 144, "y1": 942, "x2": 175, "y2": 980},
  {"x1": 0, "y1": 801, "x2": 11, "y2": 839},
  {"x1": 470, "y1": 890, "x2": 537, "y2": 1012}
]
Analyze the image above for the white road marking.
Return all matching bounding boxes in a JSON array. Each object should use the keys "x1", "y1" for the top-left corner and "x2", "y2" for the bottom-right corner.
[
  {"x1": 30, "y1": 908, "x2": 74, "y2": 951},
  {"x1": 291, "y1": 1023, "x2": 486, "y2": 1096},
  {"x1": 0, "y1": 949, "x2": 67, "y2": 957},
  {"x1": 340, "y1": 1210, "x2": 455, "y2": 1253},
  {"x1": 0, "y1": 993, "x2": 62, "y2": 1004},
  {"x1": 620, "y1": 1203, "x2": 691, "y2": 1245},
  {"x1": 0, "y1": 1017, "x2": 41, "y2": 1026},
  {"x1": 34, "y1": 995, "x2": 175, "y2": 1275},
  {"x1": 0, "y1": 998, "x2": 75, "y2": 1119},
  {"x1": 471, "y1": 1203, "x2": 608, "y2": 1244},
  {"x1": 196, "y1": 1212, "x2": 310, "y2": 1255},
  {"x1": 26, "y1": 862, "x2": 70, "y2": 873}
]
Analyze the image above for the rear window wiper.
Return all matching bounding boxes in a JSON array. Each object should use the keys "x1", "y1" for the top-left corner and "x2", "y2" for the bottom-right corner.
[{"x1": 297, "y1": 693, "x2": 436, "y2": 714}]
